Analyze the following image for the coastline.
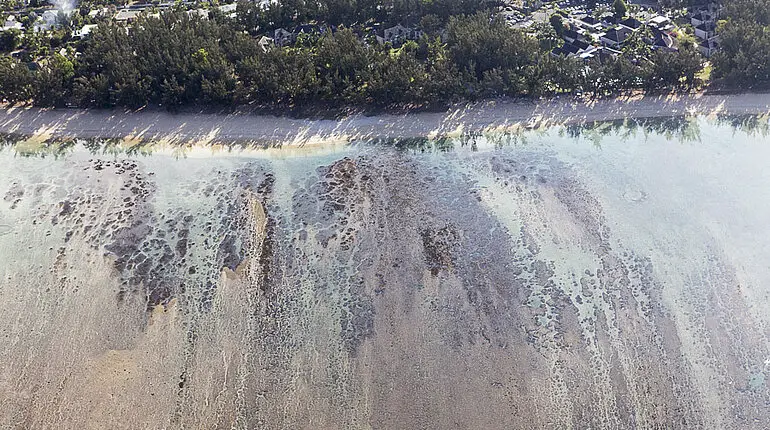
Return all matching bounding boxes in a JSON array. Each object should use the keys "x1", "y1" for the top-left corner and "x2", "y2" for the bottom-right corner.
[{"x1": 2, "y1": 92, "x2": 770, "y2": 147}]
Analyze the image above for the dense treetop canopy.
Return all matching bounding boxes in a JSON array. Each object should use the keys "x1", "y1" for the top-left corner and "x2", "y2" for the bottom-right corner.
[
  {"x1": 712, "y1": 0, "x2": 770, "y2": 87},
  {"x1": 0, "y1": 0, "x2": 743, "y2": 110}
]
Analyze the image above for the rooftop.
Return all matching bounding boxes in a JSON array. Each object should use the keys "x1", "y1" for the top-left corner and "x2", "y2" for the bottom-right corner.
[
  {"x1": 115, "y1": 9, "x2": 142, "y2": 21},
  {"x1": 619, "y1": 17, "x2": 643, "y2": 29}
]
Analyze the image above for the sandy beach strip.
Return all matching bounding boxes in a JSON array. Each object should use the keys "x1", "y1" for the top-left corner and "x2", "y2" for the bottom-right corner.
[{"x1": 1, "y1": 92, "x2": 769, "y2": 146}]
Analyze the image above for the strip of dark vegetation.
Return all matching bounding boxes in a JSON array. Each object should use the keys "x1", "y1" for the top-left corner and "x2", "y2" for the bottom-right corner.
[{"x1": 0, "y1": 0, "x2": 766, "y2": 112}]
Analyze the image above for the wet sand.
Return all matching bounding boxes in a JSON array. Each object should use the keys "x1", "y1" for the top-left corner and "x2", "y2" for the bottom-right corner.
[
  {"x1": 2, "y1": 92, "x2": 770, "y2": 146},
  {"x1": 0, "y1": 116, "x2": 769, "y2": 429}
]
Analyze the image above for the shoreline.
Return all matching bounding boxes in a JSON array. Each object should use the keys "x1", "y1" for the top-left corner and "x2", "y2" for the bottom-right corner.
[{"x1": 2, "y1": 92, "x2": 770, "y2": 147}]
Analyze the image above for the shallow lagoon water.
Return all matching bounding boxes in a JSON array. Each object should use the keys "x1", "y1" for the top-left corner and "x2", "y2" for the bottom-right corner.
[{"x1": 0, "y1": 116, "x2": 769, "y2": 429}]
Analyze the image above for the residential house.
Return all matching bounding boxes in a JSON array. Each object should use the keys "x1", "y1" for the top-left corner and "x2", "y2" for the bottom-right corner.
[
  {"x1": 571, "y1": 39, "x2": 591, "y2": 51},
  {"x1": 562, "y1": 28, "x2": 580, "y2": 43},
  {"x1": 552, "y1": 39, "x2": 593, "y2": 58},
  {"x1": 577, "y1": 24, "x2": 606, "y2": 44},
  {"x1": 601, "y1": 26, "x2": 631, "y2": 48},
  {"x1": 694, "y1": 22, "x2": 716, "y2": 40},
  {"x1": 567, "y1": 46, "x2": 621, "y2": 62},
  {"x1": 690, "y1": 12, "x2": 712, "y2": 27},
  {"x1": 619, "y1": 17, "x2": 642, "y2": 30},
  {"x1": 72, "y1": 24, "x2": 98, "y2": 38},
  {"x1": 652, "y1": 33, "x2": 676, "y2": 51},
  {"x1": 600, "y1": 14, "x2": 617, "y2": 26},
  {"x1": 186, "y1": 9, "x2": 210, "y2": 19},
  {"x1": 575, "y1": 45, "x2": 598, "y2": 60},
  {"x1": 1, "y1": 15, "x2": 24, "y2": 31},
  {"x1": 218, "y1": 3, "x2": 238, "y2": 18},
  {"x1": 561, "y1": 42, "x2": 581, "y2": 55},
  {"x1": 581, "y1": 15, "x2": 599, "y2": 26},
  {"x1": 114, "y1": 9, "x2": 142, "y2": 23},
  {"x1": 698, "y1": 37, "x2": 719, "y2": 57},
  {"x1": 694, "y1": 3, "x2": 721, "y2": 19},
  {"x1": 258, "y1": 35, "x2": 274, "y2": 52},
  {"x1": 647, "y1": 15, "x2": 673, "y2": 31},
  {"x1": 576, "y1": 15, "x2": 603, "y2": 34},
  {"x1": 87, "y1": 8, "x2": 108, "y2": 18},
  {"x1": 552, "y1": 43, "x2": 576, "y2": 57},
  {"x1": 384, "y1": 24, "x2": 409, "y2": 44},
  {"x1": 34, "y1": 10, "x2": 60, "y2": 32},
  {"x1": 273, "y1": 28, "x2": 294, "y2": 46},
  {"x1": 383, "y1": 24, "x2": 420, "y2": 44},
  {"x1": 513, "y1": 19, "x2": 534, "y2": 30},
  {"x1": 646, "y1": 27, "x2": 675, "y2": 51}
]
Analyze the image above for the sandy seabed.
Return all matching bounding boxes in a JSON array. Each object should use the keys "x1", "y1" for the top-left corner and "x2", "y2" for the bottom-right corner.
[{"x1": 0, "y1": 95, "x2": 769, "y2": 429}]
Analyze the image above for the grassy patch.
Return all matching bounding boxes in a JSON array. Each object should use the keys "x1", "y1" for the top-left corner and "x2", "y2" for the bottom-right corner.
[{"x1": 697, "y1": 62, "x2": 712, "y2": 84}]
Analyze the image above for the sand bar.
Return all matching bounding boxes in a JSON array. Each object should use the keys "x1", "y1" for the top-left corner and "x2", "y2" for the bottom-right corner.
[{"x1": 2, "y1": 92, "x2": 769, "y2": 146}]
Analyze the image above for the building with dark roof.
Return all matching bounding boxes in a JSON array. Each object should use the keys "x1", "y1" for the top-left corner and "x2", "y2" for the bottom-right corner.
[
  {"x1": 619, "y1": 17, "x2": 643, "y2": 30},
  {"x1": 600, "y1": 27, "x2": 631, "y2": 47},
  {"x1": 694, "y1": 22, "x2": 716, "y2": 40},
  {"x1": 699, "y1": 38, "x2": 719, "y2": 57},
  {"x1": 572, "y1": 39, "x2": 591, "y2": 50},
  {"x1": 600, "y1": 14, "x2": 617, "y2": 25},
  {"x1": 563, "y1": 28, "x2": 580, "y2": 43}
]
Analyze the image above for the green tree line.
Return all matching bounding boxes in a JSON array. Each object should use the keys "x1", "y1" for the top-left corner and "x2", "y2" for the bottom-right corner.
[
  {"x1": 0, "y1": 9, "x2": 703, "y2": 109},
  {"x1": 712, "y1": 0, "x2": 770, "y2": 87}
]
